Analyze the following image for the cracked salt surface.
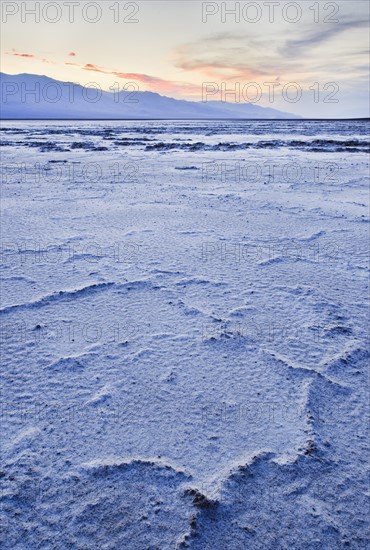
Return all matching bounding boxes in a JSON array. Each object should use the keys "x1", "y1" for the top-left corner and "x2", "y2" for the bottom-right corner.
[{"x1": 1, "y1": 120, "x2": 369, "y2": 548}]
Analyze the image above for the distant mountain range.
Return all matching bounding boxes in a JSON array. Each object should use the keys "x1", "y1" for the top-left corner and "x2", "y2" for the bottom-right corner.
[{"x1": 0, "y1": 72, "x2": 301, "y2": 119}]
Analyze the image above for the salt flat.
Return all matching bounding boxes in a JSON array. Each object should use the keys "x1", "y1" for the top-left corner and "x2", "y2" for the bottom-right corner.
[{"x1": 1, "y1": 120, "x2": 369, "y2": 549}]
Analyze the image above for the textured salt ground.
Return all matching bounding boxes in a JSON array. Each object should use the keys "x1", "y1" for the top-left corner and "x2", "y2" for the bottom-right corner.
[
  {"x1": 1, "y1": 123, "x2": 369, "y2": 548},
  {"x1": 1, "y1": 121, "x2": 369, "y2": 152}
]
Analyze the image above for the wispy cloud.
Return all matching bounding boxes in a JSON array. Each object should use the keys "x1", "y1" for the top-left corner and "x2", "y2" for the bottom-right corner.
[
  {"x1": 281, "y1": 18, "x2": 369, "y2": 57},
  {"x1": 7, "y1": 48, "x2": 52, "y2": 64},
  {"x1": 173, "y1": 18, "x2": 369, "y2": 85},
  {"x1": 5, "y1": 46, "x2": 201, "y2": 96},
  {"x1": 173, "y1": 34, "x2": 294, "y2": 80},
  {"x1": 66, "y1": 61, "x2": 200, "y2": 96},
  {"x1": 8, "y1": 49, "x2": 35, "y2": 59}
]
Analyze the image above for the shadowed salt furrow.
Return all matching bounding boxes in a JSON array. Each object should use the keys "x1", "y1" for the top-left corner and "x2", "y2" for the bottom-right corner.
[
  {"x1": 321, "y1": 343, "x2": 370, "y2": 375},
  {"x1": 175, "y1": 342, "x2": 369, "y2": 548},
  {"x1": 0, "y1": 282, "x2": 115, "y2": 315},
  {"x1": 44, "y1": 352, "x2": 98, "y2": 372},
  {"x1": 178, "y1": 432, "x2": 367, "y2": 547},
  {"x1": 0, "y1": 458, "x2": 193, "y2": 550},
  {"x1": 261, "y1": 348, "x2": 353, "y2": 457},
  {"x1": 0, "y1": 277, "x2": 163, "y2": 316},
  {"x1": 177, "y1": 452, "x2": 357, "y2": 549},
  {"x1": 263, "y1": 348, "x2": 346, "y2": 385}
]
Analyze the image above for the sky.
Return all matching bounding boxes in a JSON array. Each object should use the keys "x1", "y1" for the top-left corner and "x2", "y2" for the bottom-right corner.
[{"x1": 1, "y1": 0, "x2": 369, "y2": 117}]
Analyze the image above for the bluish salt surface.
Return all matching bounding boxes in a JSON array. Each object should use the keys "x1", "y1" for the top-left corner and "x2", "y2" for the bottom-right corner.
[{"x1": 1, "y1": 120, "x2": 369, "y2": 548}]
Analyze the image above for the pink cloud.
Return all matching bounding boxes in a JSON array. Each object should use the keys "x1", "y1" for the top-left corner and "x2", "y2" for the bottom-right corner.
[
  {"x1": 7, "y1": 49, "x2": 55, "y2": 64},
  {"x1": 74, "y1": 62, "x2": 200, "y2": 96},
  {"x1": 12, "y1": 52, "x2": 35, "y2": 58}
]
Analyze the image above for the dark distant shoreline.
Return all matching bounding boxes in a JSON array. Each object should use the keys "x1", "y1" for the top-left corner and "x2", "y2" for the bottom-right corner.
[{"x1": 1, "y1": 118, "x2": 369, "y2": 122}]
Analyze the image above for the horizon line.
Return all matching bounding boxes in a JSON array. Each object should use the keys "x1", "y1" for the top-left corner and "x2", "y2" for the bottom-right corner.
[{"x1": 1, "y1": 118, "x2": 369, "y2": 121}]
